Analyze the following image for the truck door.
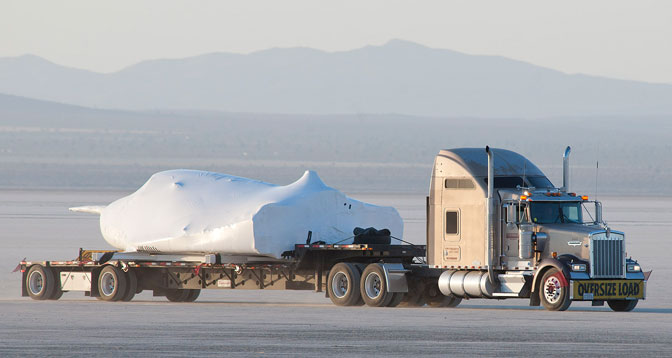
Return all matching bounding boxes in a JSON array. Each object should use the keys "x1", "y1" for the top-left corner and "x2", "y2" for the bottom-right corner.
[{"x1": 502, "y1": 203, "x2": 521, "y2": 257}]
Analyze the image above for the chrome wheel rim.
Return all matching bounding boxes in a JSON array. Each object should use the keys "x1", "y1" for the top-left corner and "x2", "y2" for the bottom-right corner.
[
  {"x1": 364, "y1": 272, "x2": 382, "y2": 299},
  {"x1": 544, "y1": 275, "x2": 562, "y2": 304},
  {"x1": 100, "y1": 272, "x2": 116, "y2": 297},
  {"x1": 28, "y1": 271, "x2": 44, "y2": 295},
  {"x1": 331, "y1": 272, "x2": 349, "y2": 298}
]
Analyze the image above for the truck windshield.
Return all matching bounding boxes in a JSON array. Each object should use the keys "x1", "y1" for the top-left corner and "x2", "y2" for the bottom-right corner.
[{"x1": 530, "y1": 202, "x2": 583, "y2": 224}]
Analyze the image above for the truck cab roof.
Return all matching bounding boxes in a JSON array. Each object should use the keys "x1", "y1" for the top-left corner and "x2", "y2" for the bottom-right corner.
[{"x1": 435, "y1": 148, "x2": 554, "y2": 191}]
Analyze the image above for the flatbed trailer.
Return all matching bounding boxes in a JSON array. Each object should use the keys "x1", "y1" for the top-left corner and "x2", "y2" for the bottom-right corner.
[{"x1": 20, "y1": 243, "x2": 451, "y2": 307}]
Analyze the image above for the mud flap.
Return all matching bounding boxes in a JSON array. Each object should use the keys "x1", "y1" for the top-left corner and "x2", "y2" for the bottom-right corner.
[{"x1": 382, "y1": 263, "x2": 409, "y2": 293}]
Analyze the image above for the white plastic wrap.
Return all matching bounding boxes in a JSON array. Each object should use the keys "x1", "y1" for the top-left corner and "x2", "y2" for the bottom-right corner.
[{"x1": 73, "y1": 170, "x2": 403, "y2": 258}]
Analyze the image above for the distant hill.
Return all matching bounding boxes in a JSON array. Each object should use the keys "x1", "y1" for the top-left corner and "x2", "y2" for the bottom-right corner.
[
  {"x1": 1, "y1": 40, "x2": 672, "y2": 117},
  {"x1": 0, "y1": 92, "x2": 671, "y2": 194}
]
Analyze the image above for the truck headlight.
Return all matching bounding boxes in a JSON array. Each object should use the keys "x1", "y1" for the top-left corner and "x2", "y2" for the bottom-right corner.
[
  {"x1": 627, "y1": 264, "x2": 641, "y2": 272},
  {"x1": 571, "y1": 264, "x2": 586, "y2": 272}
]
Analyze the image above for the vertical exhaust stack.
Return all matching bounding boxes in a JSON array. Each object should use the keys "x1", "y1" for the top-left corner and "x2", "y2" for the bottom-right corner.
[
  {"x1": 561, "y1": 146, "x2": 571, "y2": 193},
  {"x1": 485, "y1": 146, "x2": 497, "y2": 285}
]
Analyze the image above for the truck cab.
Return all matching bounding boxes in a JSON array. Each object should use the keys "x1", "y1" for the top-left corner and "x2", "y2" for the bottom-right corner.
[{"x1": 430, "y1": 147, "x2": 647, "y2": 311}]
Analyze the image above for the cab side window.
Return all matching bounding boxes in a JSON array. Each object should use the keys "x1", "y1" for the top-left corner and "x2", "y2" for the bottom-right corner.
[{"x1": 446, "y1": 211, "x2": 459, "y2": 234}]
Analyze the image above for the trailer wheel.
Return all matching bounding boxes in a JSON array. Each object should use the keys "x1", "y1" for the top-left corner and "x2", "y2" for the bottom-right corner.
[
  {"x1": 327, "y1": 263, "x2": 363, "y2": 306},
  {"x1": 26, "y1": 265, "x2": 56, "y2": 300},
  {"x1": 47, "y1": 269, "x2": 64, "y2": 300},
  {"x1": 48, "y1": 284, "x2": 64, "y2": 300},
  {"x1": 184, "y1": 289, "x2": 201, "y2": 302},
  {"x1": 607, "y1": 300, "x2": 638, "y2": 312},
  {"x1": 539, "y1": 268, "x2": 571, "y2": 311},
  {"x1": 121, "y1": 270, "x2": 137, "y2": 302},
  {"x1": 98, "y1": 265, "x2": 128, "y2": 301},
  {"x1": 360, "y1": 263, "x2": 393, "y2": 307},
  {"x1": 165, "y1": 289, "x2": 190, "y2": 302}
]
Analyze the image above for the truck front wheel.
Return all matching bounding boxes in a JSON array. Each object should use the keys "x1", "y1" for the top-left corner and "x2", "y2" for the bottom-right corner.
[
  {"x1": 327, "y1": 263, "x2": 363, "y2": 306},
  {"x1": 607, "y1": 300, "x2": 637, "y2": 312},
  {"x1": 539, "y1": 268, "x2": 571, "y2": 311}
]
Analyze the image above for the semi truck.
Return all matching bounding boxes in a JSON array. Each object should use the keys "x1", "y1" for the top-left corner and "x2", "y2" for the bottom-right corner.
[{"x1": 19, "y1": 147, "x2": 648, "y2": 311}]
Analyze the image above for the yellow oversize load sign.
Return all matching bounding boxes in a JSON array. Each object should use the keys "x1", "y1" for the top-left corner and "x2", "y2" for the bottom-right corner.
[{"x1": 572, "y1": 280, "x2": 644, "y2": 300}]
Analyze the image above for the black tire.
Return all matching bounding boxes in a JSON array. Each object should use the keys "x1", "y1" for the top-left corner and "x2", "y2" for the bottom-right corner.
[
  {"x1": 539, "y1": 268, "x2": 571, "y2": 311},
  {"x1": 608, "y1": 300, "x2": 638, "y2": 312},
  {"x1": 360, "y1": 263, "x2": 394, "y2": 307},
  {"x1": 47, "y1": 269, "x2": 64, "y2": 300},
  {"x1": 121, "y1": 270, "x2": 138, "y2": 302},
  {"x1": 386, "y1": 292, "x2": 405, "y2": 307},
  {"x1": 97, "y1": 265, "x2": 128, "y2": 302},
  {"x1": 184, "y1": 289, "x2": 201, "y2": 302},
  {"x1": 49, "y1": 288, "x2": 64, "y2": 300},
  {"x1": 166, "y1": 289, "x2": 190, "y2": 302},
  {"x1": 25, "y1": 265, "x2": 56, "y2": 300},
  {"x1": 327, "y1": 263, "x2": 363, "y2": 306}
]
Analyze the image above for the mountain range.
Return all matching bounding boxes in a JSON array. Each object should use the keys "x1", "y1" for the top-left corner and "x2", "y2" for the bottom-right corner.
[{"x1": 1, "y1": 39, "x2": 671, "y2": 117}]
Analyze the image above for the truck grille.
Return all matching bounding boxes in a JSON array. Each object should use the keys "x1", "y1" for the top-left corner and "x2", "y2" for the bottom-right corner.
[{"x1": 590, "y1": 233, "x2": 625, "y2": 278}]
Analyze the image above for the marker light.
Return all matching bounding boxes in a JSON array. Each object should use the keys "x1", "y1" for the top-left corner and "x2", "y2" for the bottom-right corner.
[
  {"x1": 627, "y1": 264, "x2": 641, "y2": 272},
  {"x1": 571, "y1": 264, "x2": 586, "y2": 272},
  {"x1": 520, "y1": 195, "x2": 527, "y2": 200},
  {"x1": 581, "y1": 195, "x2": 589, "y2": 200},
  {"x1": 552, "y1": 251, "x2": 558, "y2": 258},
  {"x1": 569, "y1": 193, "x2": 577, "y2": 197}
]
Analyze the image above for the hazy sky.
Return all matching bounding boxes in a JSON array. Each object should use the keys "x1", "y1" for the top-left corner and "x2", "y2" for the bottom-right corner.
[{"x1": 2, "y1": 0, "x2": 671, "y2": 83}]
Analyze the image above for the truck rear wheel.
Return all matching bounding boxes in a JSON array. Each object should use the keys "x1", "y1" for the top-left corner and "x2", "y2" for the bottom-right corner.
[
  {"x1": 607, "y1": 300, "x2": 638, "y2": 312},
  {"x1": 327, "y1": 263, "x2": 363, "y2": 306},
  {"x1": 539, "y1": 268, "x2": 571, "y2": 311},
  {"x1": 98, "y1": 265, "x2": 128, "y2": 301},
  {"x1": 26, "y1": 265, "x2": 56, "y2": 300},
  {"x1": 360, "y1": 263, "x2": 393, "y2": 307}
]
